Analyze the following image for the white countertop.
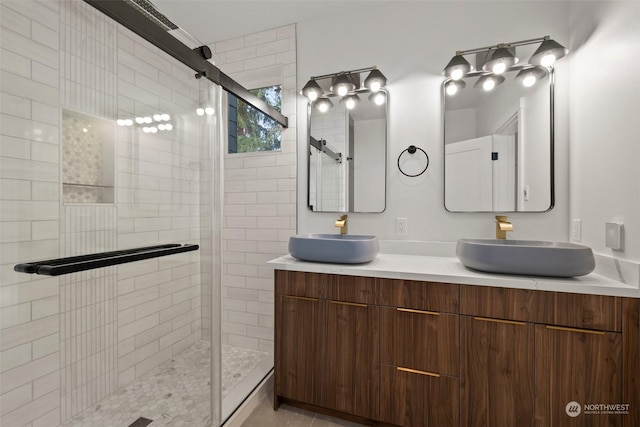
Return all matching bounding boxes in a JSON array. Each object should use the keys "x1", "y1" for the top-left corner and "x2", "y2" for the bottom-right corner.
[{"x1": 268, "y1": 253, "x2": 640, "y2": 298}]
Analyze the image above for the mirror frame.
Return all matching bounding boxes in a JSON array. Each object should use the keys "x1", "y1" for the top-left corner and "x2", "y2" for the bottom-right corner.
[
  {"x1": 442, "y1": 67, "x2": 555, "y2": 213},
  {"x1": 306, "y1": 89, "x2": 389, "y2": 213}
]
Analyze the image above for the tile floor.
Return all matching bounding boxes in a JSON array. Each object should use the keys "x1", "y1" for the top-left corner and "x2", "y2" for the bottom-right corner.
[
  {"x1": 240, "y1": 395, "x2": 363, "y2": 427},
  {"x1": 61, "y1": 341, "x2": 269, "y2": 427}
]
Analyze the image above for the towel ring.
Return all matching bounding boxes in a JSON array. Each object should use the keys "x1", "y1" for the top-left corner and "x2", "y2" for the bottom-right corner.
[{"x1": 397, "y1": 145, "x2": 429, "y2": 177}]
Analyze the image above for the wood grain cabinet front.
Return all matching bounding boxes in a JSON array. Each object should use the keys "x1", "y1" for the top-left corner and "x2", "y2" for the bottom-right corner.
[
  {"x1": 275, "y1": 294, "x2": 325, "y2": 406},
  {"x1": 274, "y1": 271, "x2": 639, "y2": 427},
  {"x1": 535, "y1": 325, "x2": 623, "y2": 427},
  {"x1": 460, "y1": 315, "x2": 535, "y2": 427}
]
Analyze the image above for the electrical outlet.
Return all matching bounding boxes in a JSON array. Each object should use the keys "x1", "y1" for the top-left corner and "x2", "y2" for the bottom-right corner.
[
  {"x1": 572, "y1": 219, "x2": 582, "y2": 242},
  {"x1": 396, "y1": 218, "x2": 408, "y2": 236}
]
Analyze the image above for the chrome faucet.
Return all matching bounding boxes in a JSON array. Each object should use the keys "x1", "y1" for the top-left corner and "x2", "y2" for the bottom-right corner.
[
  {"x1": 335, "y1": 214, "x2": 348, "y2": 235},
  {"x1": 495, "y1": 215, "x2": 513, "y2": 239}
]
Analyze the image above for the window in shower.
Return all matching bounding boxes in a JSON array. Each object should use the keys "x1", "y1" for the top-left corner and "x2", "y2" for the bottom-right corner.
[
  {"x1": 228, "y1": 84, "x2": 282, "y2": 153},
  {"x1": 62, "y1": 109, "x2": 115, "y2": 203}
]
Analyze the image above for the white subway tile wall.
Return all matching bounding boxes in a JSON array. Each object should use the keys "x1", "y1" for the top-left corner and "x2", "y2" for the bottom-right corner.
[
  {"x1": 212, "y1": 25, "x2": 296, "y2": 352},
  {"x1": 0, "y1": 1, "x2": 211, "y2": 425}
]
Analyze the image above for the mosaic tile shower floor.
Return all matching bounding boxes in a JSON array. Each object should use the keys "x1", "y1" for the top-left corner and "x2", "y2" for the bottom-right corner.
[{"x1": 61, "y1": 341, "x2": 269, "y2": 427}]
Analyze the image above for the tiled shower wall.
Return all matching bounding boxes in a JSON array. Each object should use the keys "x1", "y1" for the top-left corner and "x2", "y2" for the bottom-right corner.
[
  {"x1": 211, "y1": 25, "x2": 297, "y2": 351},
  {"x1": 0, "y1": 1, "x2": 207, "y2": 425}
]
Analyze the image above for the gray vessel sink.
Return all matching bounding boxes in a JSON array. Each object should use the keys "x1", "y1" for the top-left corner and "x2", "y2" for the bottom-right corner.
[
  {"x1": 456, "y1": 238, "x2": 595, "y2": 277},
  {"x1": 289, "y1": 233, "x2": 379, "y2": 264}
]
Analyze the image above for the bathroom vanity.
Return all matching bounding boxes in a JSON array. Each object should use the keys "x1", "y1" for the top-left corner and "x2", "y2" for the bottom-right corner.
[{"x1": 270, "y1": 254, "x2": 639, "y2": 427}]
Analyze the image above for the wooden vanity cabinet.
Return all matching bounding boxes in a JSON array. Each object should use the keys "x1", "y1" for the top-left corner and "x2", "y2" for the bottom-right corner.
[
  {"x1": 274, "y1": 271, "x2": 639, "y2": 427},
  {"x1": 274, "y1": 271, "x2": 379, "y2": 419}
]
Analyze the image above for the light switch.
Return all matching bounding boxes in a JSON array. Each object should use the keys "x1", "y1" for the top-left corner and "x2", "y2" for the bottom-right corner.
[{"x1": 605, "y1": 222, "x2": 624, "y2": 251}]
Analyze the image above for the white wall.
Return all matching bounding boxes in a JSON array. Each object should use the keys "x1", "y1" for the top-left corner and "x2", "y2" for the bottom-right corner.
[
  {"x1": 297, "y1": 1, "x2": 570, "y2": 242},
  {"x1": 568, "y1": 1, "x2": 640, "y2": 261}
]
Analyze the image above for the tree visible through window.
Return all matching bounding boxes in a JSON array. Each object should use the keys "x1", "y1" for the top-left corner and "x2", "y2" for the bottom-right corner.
[{"x1": 228, "y1": 85, "x2": 282, "y2": 153}]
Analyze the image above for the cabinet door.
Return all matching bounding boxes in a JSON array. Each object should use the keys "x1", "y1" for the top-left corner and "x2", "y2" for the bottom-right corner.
[
  {"x1": 380, "y1": 364, "x2": 459, "y2": 426},
  {"x1": 461, "y1": 316, "x2": 535, "y2": 427},
  {"x1": 275, "y1": 294, "x2": 325, "y2": 406},
  {"x1": 535, "y1": 325, "x2": 623, "y2": 426},
  {"x1": 325, "y1": 301, "x2": 379, "y2": 420}
]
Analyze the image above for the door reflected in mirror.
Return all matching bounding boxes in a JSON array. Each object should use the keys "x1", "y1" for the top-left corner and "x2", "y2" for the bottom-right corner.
[
  {"x1": 444, "y1": 68, "x2": 554, "y2": 212},
  {"x1": 308, "y1": 90, "x2": 387, "y2": 213}
]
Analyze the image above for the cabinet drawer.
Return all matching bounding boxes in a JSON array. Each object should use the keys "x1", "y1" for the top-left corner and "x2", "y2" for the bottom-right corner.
[
  {"x1": 326, "y1": 275, "x2": 376, "y2": 305},
  {"x1": 377, "y1": 278, "x2": 459, "y2": 312},
  {"x1": 380, "y1": 364, "x2": 459, "y2": 427},
  {"x1": 460, "y1": 285, "x2": 622, "y2": 331},
  {"x1": 275, "y1": 270, "x2": 329, "y2": 298},
  {"x1": 380, "y1": 307, "x2": 459, "y2": 376}
]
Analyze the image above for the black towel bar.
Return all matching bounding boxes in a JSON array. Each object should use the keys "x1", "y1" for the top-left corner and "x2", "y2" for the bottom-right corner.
[{"x1": 14, "y1": 243, "x2": 199, "y2": 276}]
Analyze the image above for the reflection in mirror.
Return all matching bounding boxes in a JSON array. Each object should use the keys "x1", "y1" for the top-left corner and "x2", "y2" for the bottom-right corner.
[
  {"x1": 308, "y1": 90, "x2": 387, "y2": 213},
  {"x1": 444, "y1": 66, "x2": 554, "y2": 212}
]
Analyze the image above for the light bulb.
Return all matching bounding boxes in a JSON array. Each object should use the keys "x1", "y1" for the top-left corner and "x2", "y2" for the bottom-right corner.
[
  {"x1": 135, "y1": 117, "x2": 145, "y2": 124},
  {"x1": 483, "y1": 78, "x2": 496, "y2": 91},
  {"x1": 196, "y1": 108, "x2": 205, "y2": 116},
  {"x1": 117, "y1": 119, "x2": 126, "y2": 126},
  {"x1": 318, "y1": 103, "x2": 329, "y2": 113},
  {"x1": 205, "y1": 107, "x2": 215, "y2": 116},
  {"x1": 142, "y1": 127, "x2": 151, "y2": 133},
  {"x1": 523, "y1": 75, "x2": 537, "y2": 87},
  {"x1": 158, "y1": 124, "x2": 166, "y2": 131},
  {"x1": 492, "y1": 62, "x2": 506, "y2": 75},
  {"x1": 369, "y1": 81, "x2": 381, "y2": 92},
  {"x1": 143, "y1": 116, "x2": 152, "y2": 124},
  {"x1": 451, "y1": 69, "x2": 464, "y2": 81},
  {"x1": 373, "y1": 93, "x2": 385, "y2": 105},
  {"x1": 82, "y1": 128, "x2": 88, "y2": 133},
  {"x1": 150, "y1": 127, "x2": 158, "y2": 133},
  {"x1": 153, "y1": 114, "x2": 162, "y2": 121},
  {"x1": 161, "y1": 114, "x2": 170, "y2": 121},
  {"x1": 541, "y1": 54, "x2": 556, "y2": 67},
  {"x1": 307, "y1": 91, "x2": 318, "y2": 101},
  {"x1": 345, "y1": 98, "x2": 356, "y2": 109},
  {"x1": 446, "y1": 83, "x2": 458, "y2": 96},
  {"x1": 124, "y1": 119, "x2": 133, "y2": 126},
  {"x1": 338, "y1": 86, "x2": 349, "y2": 96},
  {"x1": 165, "y1": 124, "x2": 173, "y2": 131}
]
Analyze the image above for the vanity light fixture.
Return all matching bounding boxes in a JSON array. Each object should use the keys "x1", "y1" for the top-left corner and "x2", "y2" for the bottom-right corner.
[
  {"x1": 443, "y1": 35, "x2": 568, "y2": 95},
  {"x1": 363, "y1": 68, "x2": 387, "y2": 92},
  {"x1": 529, "y1": 38, "x2": 569, "y2": 67},
  {"x1": 474, "y1": 74, "x2": 505, "y2": 91},
  {"x1": 341, "y1": 93, "x2": 360, "y2": 110},
  {"x1": 300, "y1": 66, "x2": 388, "y2": 112},
  {"x1": 445, "y1": 80, "x2": 466, "y2": 96},
  {"x1": 368, "y1": 91, "x2": 386, "y2": 106},
  {"x1": 315, "y1": 97, "x2": 334, "y2": 113},
  {"x1": 300, "y1": 78, "x2": 324, "y2": 102},
  {"x1": 330, "y1": 74, "x2": 356, "y2": 97},
  {"x1": 483, "y1": 46, "x2": 519, "y2": 75},
  {"x1": 515, "y1": 66, "x2": 547, "y2": 88},
  {"x1": 443, "y1": 53, "x2": 473, "y2": 81}
]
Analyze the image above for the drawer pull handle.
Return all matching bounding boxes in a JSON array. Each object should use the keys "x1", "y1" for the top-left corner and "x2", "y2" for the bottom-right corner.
[
  {"x1": 331, "y1": 301, "x2": 367, "y2": 308},
  {"x1": 397, "y1": 367, "x2": 440, "y2": 378},
  {"x1": 546, "y1": 325, "x2": 605, "y2": 335},
  {"x1": 284, "y1": 295, "x2": 319, "y2": 302},
  {"x1": 474, "y1": 317, "x2": 525, "y2": 326},
  {"x1": 397, "y1": 308, "x2": 440, "y2": 316}
]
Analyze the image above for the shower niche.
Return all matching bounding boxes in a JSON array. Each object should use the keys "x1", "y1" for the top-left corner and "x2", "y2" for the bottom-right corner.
[{"x1": 62, "y1": 109, "x2": 115, "y2": 203}]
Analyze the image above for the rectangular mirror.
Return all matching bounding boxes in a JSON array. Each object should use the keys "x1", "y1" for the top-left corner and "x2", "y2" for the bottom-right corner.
[
  {"x1": 308, "y1": 90, "x2": 387, "y2": 213},
  {"x1": 443, "y1": 67, "x2": 554, "y2": 212}
]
